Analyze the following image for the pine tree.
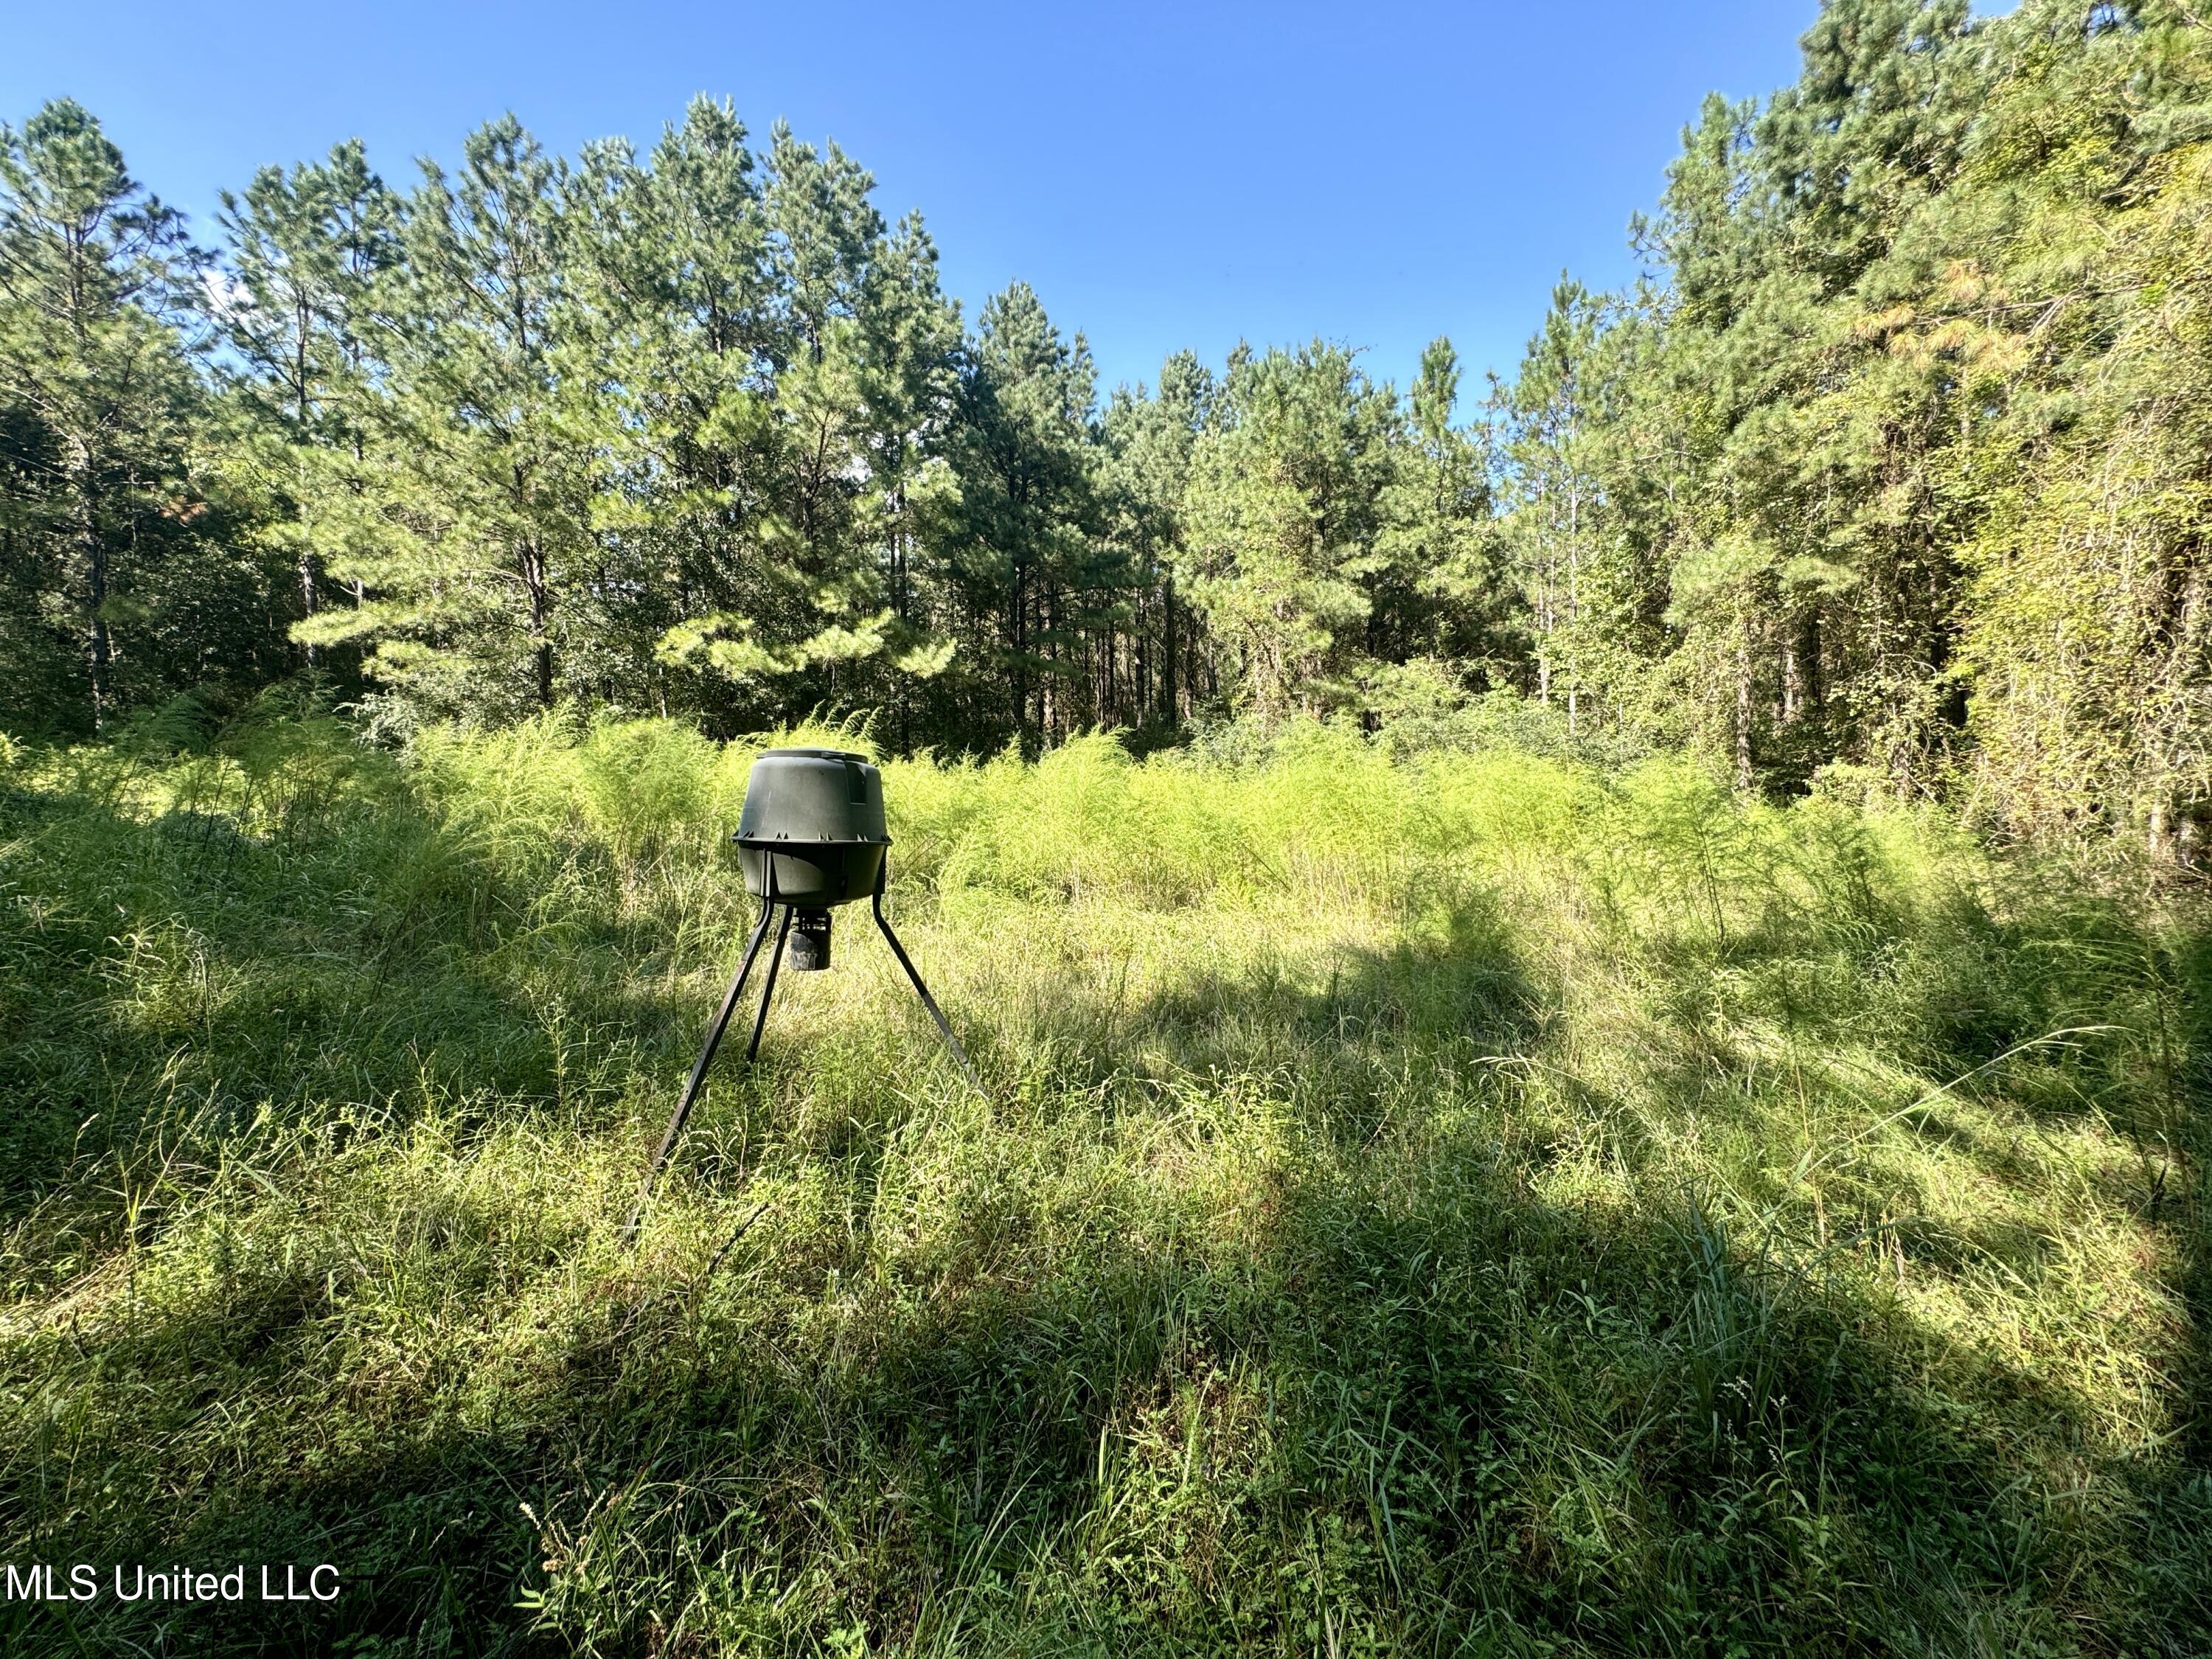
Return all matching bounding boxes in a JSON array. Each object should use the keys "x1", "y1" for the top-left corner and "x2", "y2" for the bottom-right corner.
[
  {"x1": 641, "y1": 117, "x2": 961, "y2": 729},
  {"x1": 215, "y1": 139, "x2": 399, "y2": 668},
  {"x1": 1100, "y1": 349, "x2": 1214, "y2": 731},
  {"x1": 0, "y1": 99, "x2": 215, "y2": 731},
  {"x1": 1952, "y1": 0, "x2": 2212, "y2": 852},
  {"x1": 560, "y1": 100, "x2": 786, "y2": 721},
  {"x1": 1371, "y1": 337, "x2": 1500, "y2": 706},
  {"x1": 1180, "y1": 341, "x2": 1397, "y2": 723},
  {"x1": 294, "y1": 116, "x2": 599, "y2": 721},
  {"x1": 1500, "y1": 284, "x2": 1610, "y2": 729},
  {"x1": 943, "y1": 281, "x2": 1099, "y2": 751}
]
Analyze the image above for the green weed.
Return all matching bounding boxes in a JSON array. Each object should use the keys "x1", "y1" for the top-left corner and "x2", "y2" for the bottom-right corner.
[{"x1": 0, "y1": 716, "x2": 2203, "y2": 1655}]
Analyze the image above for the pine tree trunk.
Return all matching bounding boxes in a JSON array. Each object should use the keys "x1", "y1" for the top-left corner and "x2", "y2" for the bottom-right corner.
[
  {"x1": 523, "y1": 540, "x2": 553, "y2": 709},
  {"x1": 897, "y1": 517, "x2": 912, "y2": 758},
  {"x1": 1011, "y1": 563, "x2": 1028, "y2": 751},
  {"x1": 71, "y1": 436, "x2": 109, "y2": 731},
  {"x1": 1535, "y1": 575, "x2": 1554, "y2": 706},
  {"x1": 1043, "y1": 576, "x2": 1060, "y2": 742},
  {"x1": 300, "y1": 551, "x2": 319, "y2": 667},
  {"x1": 1733, "y1": 622, "x2": 1754, "y2": 793},
  {"x1": 1566, "y1": 489, "x2": 1581, "y2": 736},
  {"x1": 295, "y1": 312, "x2": 319, "y2": 668},
  {"x1": 1130, "y1": 596, "x2": 1149, "y2": 729},
  {"x1": 1801, "y1": 608, "x2": 1824, "y2": 712},
  {"x1": 1162, "y1": 574, "x2": 1180, "y2": 727}
]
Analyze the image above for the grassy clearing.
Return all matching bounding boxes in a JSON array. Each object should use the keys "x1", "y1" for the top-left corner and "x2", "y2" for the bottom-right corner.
[{"x1": 0, "y1": 711, "x2": 2205, "y2": 1656}]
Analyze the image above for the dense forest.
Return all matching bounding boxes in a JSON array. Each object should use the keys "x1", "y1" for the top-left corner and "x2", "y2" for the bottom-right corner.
[{"x1": 3, "y1": 0, "x2": 2210, "y2": 852}]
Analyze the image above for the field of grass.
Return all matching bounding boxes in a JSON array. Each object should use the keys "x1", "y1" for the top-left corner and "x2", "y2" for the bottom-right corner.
[{"x1": 0, "y1": 707, "x2": 2206, "y2": 1656}]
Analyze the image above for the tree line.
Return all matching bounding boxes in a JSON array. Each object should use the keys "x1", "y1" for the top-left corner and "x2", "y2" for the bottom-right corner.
[{"x1": 3, "y1": 0, "x2": 2208, "y2": 853}]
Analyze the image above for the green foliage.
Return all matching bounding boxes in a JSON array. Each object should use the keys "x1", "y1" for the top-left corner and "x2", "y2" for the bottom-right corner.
[
  {"x1": 0, "y1": 89, "x2": 1528, "y2": 764},
  {"x1": 1180, "y1": 343, "x2": 1401, "y2": 720},
  {"x1": 941, "y1": 281, "x2": 1103, "y2": 751},
  {"x1": 0, "y1": 713, "x2": 2203, "y2": 1654},
  {"x1": 0, "y1": 100, "x2": 284, "y2": 734},
  {"x1": 11, "y1": 0, "x2": 2212, "y2": 858},
  {"x1": 291, "y1": 116, "x2": 594, "y2": 719},
  {"x1": 1374, "y1": 337, "x2": 1501, "y2": 679},
  {"x1": 1553, "y1": 0, "x2": 2212, "y2": 844}
]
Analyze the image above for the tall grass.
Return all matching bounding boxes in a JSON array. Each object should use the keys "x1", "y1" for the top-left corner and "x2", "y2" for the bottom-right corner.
[{"x1": 0, "y1": 711, "x2": 2204, "y2": 1655}]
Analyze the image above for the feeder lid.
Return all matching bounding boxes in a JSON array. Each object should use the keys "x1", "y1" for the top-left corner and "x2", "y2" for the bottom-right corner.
[{"x1": 737, "y1": 746, "x2": 889, "y2": 846}]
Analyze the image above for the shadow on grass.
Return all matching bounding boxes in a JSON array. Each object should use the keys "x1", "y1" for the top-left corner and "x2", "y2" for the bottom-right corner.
[
  {"x1": 0, "y1": 775, "x2": 754, "y2": 1245},
  {"x1": 25, "y1": 1106, "x2": 2197, "y2": 1655}
]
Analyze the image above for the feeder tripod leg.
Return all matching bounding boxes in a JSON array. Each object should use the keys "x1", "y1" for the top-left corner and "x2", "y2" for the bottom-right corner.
[
  {"x1": 872, "y1": 877, "x2": 981, "y2": 1091},
  {"x1": 624, "y1": 893, "x2": 775, "y2": 1242},
  {"x1": 745, "y1": 905, "x2": 794, "y2": 1062}
]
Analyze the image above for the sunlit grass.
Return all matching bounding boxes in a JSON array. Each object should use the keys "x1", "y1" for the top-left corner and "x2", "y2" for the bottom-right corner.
[{"x1": 0, "y1": 710, "x2": 2204, "y2": 1655}]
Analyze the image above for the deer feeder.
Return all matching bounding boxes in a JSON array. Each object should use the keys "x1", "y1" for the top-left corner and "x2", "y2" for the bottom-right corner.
[{"x1": 627, "y1": 748, "x2": 976, "y2": 1237}]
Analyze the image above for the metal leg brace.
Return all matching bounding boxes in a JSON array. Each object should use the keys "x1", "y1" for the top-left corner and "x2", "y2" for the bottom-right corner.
[
  {"x1": 625, "y1": 855, "x2": 978, "y2": 1244},
  {"x1": 622, "y1": 890, "x2": 775, "y2": 1242},
  {"x1": 872, "y1": 862, "x2": 981, "y2": 1091}
]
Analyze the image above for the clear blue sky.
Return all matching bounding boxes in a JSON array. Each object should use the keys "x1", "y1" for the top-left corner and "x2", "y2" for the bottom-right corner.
[{"x1": 3, "y1": 1, "x2": 1826, "y2": 404}]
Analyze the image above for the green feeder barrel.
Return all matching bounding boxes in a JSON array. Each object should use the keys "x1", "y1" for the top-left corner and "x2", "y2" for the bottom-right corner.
[{"x1": 734, "y1": 747, "x2": 889, "y2": 923}]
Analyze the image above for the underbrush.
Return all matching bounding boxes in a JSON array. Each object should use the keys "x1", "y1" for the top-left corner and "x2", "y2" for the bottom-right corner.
[{"x1": 0, "y1": 712, "x2": 2205, "y2": 1656}]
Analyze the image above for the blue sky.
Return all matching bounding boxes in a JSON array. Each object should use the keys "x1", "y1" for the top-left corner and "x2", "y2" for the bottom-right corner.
[{"x1": 3, "y1": 1, "x2": 1827, "y2": 405}]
